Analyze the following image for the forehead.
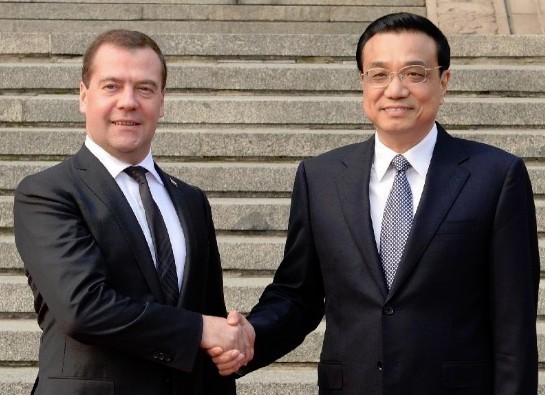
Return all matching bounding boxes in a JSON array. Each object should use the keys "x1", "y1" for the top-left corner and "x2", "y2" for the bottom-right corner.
[
  {"x1": 90, "y1": 44, "x2": 163, "y2": 81},
  {"x1": 361, "y1": 31, "x2": 438, "y2": 67}
]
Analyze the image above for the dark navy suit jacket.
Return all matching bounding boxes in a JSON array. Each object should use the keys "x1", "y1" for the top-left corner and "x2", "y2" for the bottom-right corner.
[
  {"x1": 244, "y1": 124, "x2": 539, "y2": 395},
  {"x1": 14, "y1": 145, "x2": 235, "y2": 395}
]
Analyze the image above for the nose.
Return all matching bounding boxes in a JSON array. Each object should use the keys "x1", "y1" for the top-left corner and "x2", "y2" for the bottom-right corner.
[
  {"x1": 118, "y1": 87, "x2": 138, "y2": 110},
  {"x1": 384, "y1": 73, "x2": 409, "y2": 98}
]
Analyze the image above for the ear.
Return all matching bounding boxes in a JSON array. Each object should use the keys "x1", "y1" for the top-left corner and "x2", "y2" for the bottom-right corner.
[
  {"x1": 79, "y1": 81, "x2": 88, "y2": 114},
  {"x1": 159, "y1": 89, "x2": 165, "y2": 119},
  {"x1": 439, "y1": 69, "x2": 451, "y2": 95}
]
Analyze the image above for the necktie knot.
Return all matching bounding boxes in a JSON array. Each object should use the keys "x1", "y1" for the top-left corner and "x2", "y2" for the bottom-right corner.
[
  {"x1": 391, "y1": 154, "x2": 410, "y2": 173},
  {"x1": 124, "y1": 166, "x2": 148, "y2": 184}
]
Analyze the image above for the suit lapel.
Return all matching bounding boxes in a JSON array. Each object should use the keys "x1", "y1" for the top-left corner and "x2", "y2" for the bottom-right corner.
[
  {"x1": 335, "y1": 137, "x2": 388, "y2": 298},
  {"x1": 387, "y1": 126, "x2": 470, "y2": 299},
  {"x1": 155, "y1": 166, "x2": 197, "y2": 308},
  {"x1": 73, "y1": 146, "x2": 166, "y2": 303}
]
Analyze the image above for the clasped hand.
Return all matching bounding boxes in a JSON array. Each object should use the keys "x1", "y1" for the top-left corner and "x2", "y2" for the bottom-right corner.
[{"x1": 200, "y1": 311, "x2": 255, "y2": 376}]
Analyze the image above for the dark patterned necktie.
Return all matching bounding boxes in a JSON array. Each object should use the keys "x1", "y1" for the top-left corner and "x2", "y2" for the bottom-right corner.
[
  {"x1": 379, "y1": 155, "x2": 413, "y2": 289},
  {"x1": 124, "y1": 166, "x2": 179, "y2": 305}
]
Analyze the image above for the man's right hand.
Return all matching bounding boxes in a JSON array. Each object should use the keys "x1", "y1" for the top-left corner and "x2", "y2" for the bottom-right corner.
[{"x1": 200, "y1": 312, "x2": 255, "y2": 376}]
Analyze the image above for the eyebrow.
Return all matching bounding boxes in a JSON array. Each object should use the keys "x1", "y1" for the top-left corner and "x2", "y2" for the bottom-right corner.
[
  {"x1": 367, "y1": 60, "x2": 427, "y2": 68},
  {"x1": 98, "y1": 77, "x2": 160, "y2": 89}
]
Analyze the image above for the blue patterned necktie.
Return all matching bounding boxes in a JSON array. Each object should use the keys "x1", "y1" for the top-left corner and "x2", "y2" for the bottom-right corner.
[
  {"x1": 379, "y1": 155, "x2": 413, "y2": 289},
  {"x1": 124, "y1": 166, "x2": 179, "y2": 305}
]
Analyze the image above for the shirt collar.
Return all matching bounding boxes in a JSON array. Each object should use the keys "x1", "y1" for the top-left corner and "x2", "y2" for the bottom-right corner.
[
  {"x1": 84, "y1": 136, "x2": 164, "y2": 185},
  {"x1": 373, "y1": 123, "x2": 438, "y2": 181}
]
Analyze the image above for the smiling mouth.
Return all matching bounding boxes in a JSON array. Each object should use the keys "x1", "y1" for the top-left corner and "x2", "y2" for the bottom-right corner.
[
  {"x1": 112, "y1": 121, "x2": 140, "y2": 126},
  {"x1": 383, "y1": 107, "x2": 411, "y2": 113}
]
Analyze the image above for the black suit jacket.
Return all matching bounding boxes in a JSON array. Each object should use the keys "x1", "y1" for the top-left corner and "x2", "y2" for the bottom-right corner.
[
  {"x1": 14, "y1": 145, "x2": 235, "y2": 395},
  {"x1": 244, "y1": 124, "x2": 540, "y2": 394}
]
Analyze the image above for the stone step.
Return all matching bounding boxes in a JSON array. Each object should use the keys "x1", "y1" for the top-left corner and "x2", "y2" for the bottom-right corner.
[
  {"x1": 0, "y1": 19, "x2": 369, "y2": 35},
  {"x1": 2, "y1": 364, "x2": 545, "y2": 395},
  {"x1": 1, "y1": 197, "x2": 545, "y2": 231},
  {"x1": 3, "y1": 317, "x2": 545, "y2": 366},
  {"x1": 0, "y1": 160, "x2": 544, "y2": 195},
  {"x1": 0, "y1": 365, "x2": 319, "y2": 395},
  {"x1": 2, "y1": 234, "x2": 545, "y2": 274},
  {"x1": 0, "y1": 234, "x2": 286, "y2": 272},
  {"x1": 2, "y1": 95, "x2": 545, "y2": 127},
  {"x1": 0, "y1": 3, "x2": 424, "y2": 23},
  {"x1": 1, "y1": 63, "x2": 544, "y2": 94},
  {"x1": 4, "y1": 235, "x2": 545, "y2": 274},
  {"x1": 1, "y1": 128, "x2": 544, "y2": 161},
  {"x1": 2, "y1": 33, "x2": 545, "y2": 58},
  {"x1": 0, "y1": 196, "x2": 294, "y2": 231},
  {"x1": 4, "y1": 274, "x2": 545, "y2": 317},
  {"x1": 0, "y1": 0, "x2": 423, "y2": 4}
]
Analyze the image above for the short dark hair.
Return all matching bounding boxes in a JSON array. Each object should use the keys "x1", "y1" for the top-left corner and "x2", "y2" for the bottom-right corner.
[
  {"x1": 82, "y1": 29, "x2": 167, "y2": 90},
  {"x1": 356, "y1": 12, "x2": 450, "y2": 74}
]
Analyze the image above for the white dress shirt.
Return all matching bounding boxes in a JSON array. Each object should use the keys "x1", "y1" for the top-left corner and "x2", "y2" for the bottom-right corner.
[
  {"x1": 369, "y1": 124, "x2": 437, "y2": 249},
  {"x1": 85, "y1": 136, "x2": 186, "y2": 289}
]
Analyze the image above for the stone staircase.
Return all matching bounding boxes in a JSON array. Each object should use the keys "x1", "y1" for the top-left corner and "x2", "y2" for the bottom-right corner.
[{"x1": 1, "y1": 0, "x2": 545, "y2": 394}]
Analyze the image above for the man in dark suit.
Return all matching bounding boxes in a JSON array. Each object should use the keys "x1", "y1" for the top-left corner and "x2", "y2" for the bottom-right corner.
[
  {"x1": 14, "y1": 30, "x2": 252, "y2": 395},
  {"x1": 215, "y1": 12, "x2": 540, "y2": 394}
]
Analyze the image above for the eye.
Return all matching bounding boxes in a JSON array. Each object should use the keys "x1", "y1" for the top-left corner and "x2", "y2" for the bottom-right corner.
[
  {"x1": 138, "y1": 85, "x2": 156, "y2": 95},
  {"x1": 401, "y1": 67, "x2": 426, "y2": 81},
  {"x1": 103, "y1": 83, "x2": 119, "y2": 91},
  {"x1": 368, "y1": 69, "x2": 389, "y2": 79}
]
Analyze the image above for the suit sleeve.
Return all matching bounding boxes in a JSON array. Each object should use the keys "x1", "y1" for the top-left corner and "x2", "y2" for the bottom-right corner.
[
  {"x1": 489, "y1": 157, "x2": 539, "y2": 394},
  {"x1": 14, "y1": 173, "x2": 204, "y2": 373},
  {"x1": 244, "y1": 162, "x2": 325, "y2": 372}
]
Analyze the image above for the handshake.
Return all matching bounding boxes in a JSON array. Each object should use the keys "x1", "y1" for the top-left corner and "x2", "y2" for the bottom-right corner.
[{"x1": 200, "y1": 311, "x2": 256, "y2": 376}]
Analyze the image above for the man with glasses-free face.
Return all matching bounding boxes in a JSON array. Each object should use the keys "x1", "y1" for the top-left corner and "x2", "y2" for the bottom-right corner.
[{"x1": 216, "y1": 12, "x2": 540, "y2": 395}]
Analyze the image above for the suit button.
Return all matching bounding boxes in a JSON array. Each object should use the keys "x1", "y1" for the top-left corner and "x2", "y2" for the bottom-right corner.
[
  {"x1": 383, "y1": 306, "x2": 394, "y2": 315},
  {"x1": 377, "y1": 360, "x2": 383, "y2": 371},
  {"x1": 152, "y1": 352, "x2": 159, "y2": 359},
  {"x1": 158, "y1": 352, "x2": 165, "y2": 361},
  {"x1": 165, "y1": 355, "x2": 172, "y2": 362}
]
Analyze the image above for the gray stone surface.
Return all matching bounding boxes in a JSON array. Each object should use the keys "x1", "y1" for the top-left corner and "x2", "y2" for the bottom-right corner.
[
  {"x1": 0, "y1": 33, "x2": 543, "y2": 58},
  {"x1": 5, "y1": 273, "x2": 545, "y2": 319},
  {"x1": 1, "y1": 160, "x2": 545, "y2": 195},
  {"x1": 0, "y1": 320, "x2": 37, "y2": 362},
  {"x1": 0, "y1": 367, "x2": 36, "y2": 395},
  {"x1": 0, "y1": 276, "x2": 32, "y2": 313},
  {"x1": 241, "y1": 0, "x2": 423, "y2": 4},
  {"x1": 5, "y1": 95, "x2": 545, "y2": 127},
  {"x1": 0, "y1": 19, "x2": 369, "y2": 34},
  {"x1": 0, "y1": 365, "x2": 319, "y2": 395},
  {"x1": 1, "y1": 128, "x2": 545, "y2": 160},
  {"x1": 0, "y1": 32, "x2": 49, "y2": 55},
  {"x1": 2, "y1": 236, "x2": 545, "y2": 273},
  {"x1": 0, "y1": 196, "x2": 293, "y2": 231},
  {"x1": 3, "y1": 237, "x2": 545, "y2": 274},
  {"x1": 0, "y1": 3, "x2": 423, "y2": 22},
  {"x1": 236, "y1": 367, "x2": 317, "y2": 395},
  {"x1": 3, "y1": 318, "x2": 545, "y2": 365},
  {"x1": 0, "y1": 3, "x2": 143, "y2": 20},
  {"x1": 143, "y1": 4, "x2": 424, "y2": 22},
  {"x1": 0, "y1": 236, "x2": 22, "y2": 270},
  {"x1": 211, "y1": 198, "x2": 291, "y2": 231},
  {"x1": 3, "y1": 63, "x2": 545, "y2": 94},
  {"x1": 0, "y1": 235, "x2": 286, "y2": 271},
  {"x1": 0, "y1": 0, "x2": 420, "y2": 3},
  {"x1": 2, "y1": 196, "x2": 545, "y2": 231}
]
